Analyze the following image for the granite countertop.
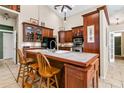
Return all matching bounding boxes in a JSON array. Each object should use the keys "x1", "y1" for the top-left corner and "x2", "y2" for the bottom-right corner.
[{"x1": 26, "y1": 49, "x2": 98, "y2": 63}]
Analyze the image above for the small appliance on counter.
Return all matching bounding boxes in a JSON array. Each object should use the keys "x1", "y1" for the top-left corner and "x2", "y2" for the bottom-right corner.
[
  {"x1": 41, "y1": 37, "x2": 57, "y2": 49},
  {"x1": 72, "y1": 37, "x2": 84, "y2": 52}
]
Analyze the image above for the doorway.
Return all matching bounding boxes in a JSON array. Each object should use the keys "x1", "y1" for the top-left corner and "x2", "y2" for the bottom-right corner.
[
  {"x1": 109, "y1": 31, "x2": 124, "y2": 62},
  {"x1": 0, "y1": 28, "x2": 16, "y2": 64}
]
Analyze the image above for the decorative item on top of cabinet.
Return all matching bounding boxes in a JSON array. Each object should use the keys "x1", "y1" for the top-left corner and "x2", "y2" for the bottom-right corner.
[{"x1": 72, "y1": 26, "x2": 83, "y2": 38}]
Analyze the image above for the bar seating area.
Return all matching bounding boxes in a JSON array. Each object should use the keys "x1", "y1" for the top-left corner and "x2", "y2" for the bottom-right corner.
[{"x1": 16, "y1": 49, "x2": 60, "y2": 88}]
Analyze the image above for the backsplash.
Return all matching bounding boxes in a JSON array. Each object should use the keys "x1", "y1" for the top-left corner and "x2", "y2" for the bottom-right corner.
[
  {"x1": 58, "y1": 43, "x2": 73, "y2": 47},
  {"x1": 21, "y1": 42, "x2": 41, "y2": 48}
]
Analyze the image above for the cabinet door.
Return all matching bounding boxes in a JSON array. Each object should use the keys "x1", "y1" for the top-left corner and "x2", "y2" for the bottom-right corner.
[
  {"x1": 59, "y1": 31, "x2": 65, "y2": 43},
  {"x1": 42, "y1": 28, "x2": 53, "y2": 38},
  {"x1": 48, "y1": 30, "x2": 53, "y2": 37},
  {"x1": 65, "y1": 64, "x2": 85, "y2": 88},
  {"x1": 72, "y1": 26, "x2": 83, "y2": 37},
  {"x1": 65, "y1": 31, "x2": 72, "y2": 42}
]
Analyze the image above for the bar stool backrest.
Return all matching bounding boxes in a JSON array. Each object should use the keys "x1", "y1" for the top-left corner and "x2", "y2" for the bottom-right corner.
[
  {"x1": 37, "y1": 53, "x2": 51, "y2": 73},
  {"x1": 17, "y1": 49, "x2": 26, "y2": 64}
]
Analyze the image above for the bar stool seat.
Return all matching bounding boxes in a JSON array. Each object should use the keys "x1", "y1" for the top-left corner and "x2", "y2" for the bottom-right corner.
[
  {"x1": 26, "y1": 58, "x2": 35, "y2": 64},
  {"x1": 39, "y1": 66, "x2": 60, "y2": 78}
]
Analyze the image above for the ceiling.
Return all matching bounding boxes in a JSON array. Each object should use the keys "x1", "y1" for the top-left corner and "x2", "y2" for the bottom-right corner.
[
  {"x1": 107, "y1": 5, "x2": 124, "y2": 25},
  {"x1": 48, "y1": 5, "x2": 100, "y2": 17},
  {"x1": 48, "y1": 5, "x2": 124, "y2": 25}
]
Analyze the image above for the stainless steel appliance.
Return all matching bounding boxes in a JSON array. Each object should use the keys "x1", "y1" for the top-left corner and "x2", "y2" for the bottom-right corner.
[{"x1": 72, "y1": 37, "x2": 84, "y2": 52}]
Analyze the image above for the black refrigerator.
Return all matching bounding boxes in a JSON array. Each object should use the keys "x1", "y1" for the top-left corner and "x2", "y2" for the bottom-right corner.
[{"x1": 41, "y1": 37, "x2": 56, "y2": 49}]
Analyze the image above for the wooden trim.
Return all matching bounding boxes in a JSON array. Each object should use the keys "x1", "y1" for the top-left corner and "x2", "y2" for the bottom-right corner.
[
  {"x1": 72, "y1": 25, "x2": 83, "y2": 29},
  {"x1": 97, "y1": 5, "x2": 110, "y2": 25},
  {"x1": 22, "y1": 22, "x2": 54, "y2": 30},
  {"x1": 82, "y1": 6, "x2": 110, "y2": 25},
  {"x1": 82, "y1": 10, "x2": 98, "y2": 17}
]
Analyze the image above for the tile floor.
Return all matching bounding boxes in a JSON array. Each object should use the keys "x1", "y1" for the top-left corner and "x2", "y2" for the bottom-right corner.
[
  {"x1": 99, "y1": 59, "x2": 124, "y2": 88},
  {"x1": 0, "y1": 58, "x2": 124, "y2": 88}
]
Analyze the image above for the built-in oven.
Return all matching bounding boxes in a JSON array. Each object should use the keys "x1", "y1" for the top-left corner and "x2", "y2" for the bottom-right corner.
[
  {"x1": 73, "y1": 37, "x2": 84, "y2": 45},
  {"x1": 72, "y1": 37, "x2": 84, "y2": 52}
]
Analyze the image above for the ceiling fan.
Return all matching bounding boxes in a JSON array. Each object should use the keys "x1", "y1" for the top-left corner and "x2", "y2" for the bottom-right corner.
[
  {"x1": 54, "y1": 5, "x2": 72, "y2": 12},
  {"x1": 54, "y1": 5, "x2": 72, "y2": 21}
]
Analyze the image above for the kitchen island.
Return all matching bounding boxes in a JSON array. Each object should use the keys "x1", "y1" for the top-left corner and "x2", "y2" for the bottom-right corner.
[{"x1": 25, "y1": 49, "x2": 99, "y2": 88}]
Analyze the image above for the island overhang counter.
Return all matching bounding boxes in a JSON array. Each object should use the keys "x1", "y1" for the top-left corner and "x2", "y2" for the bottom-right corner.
[{"x1": 25, "y1": 49, "x2": 99, "y2": 88}]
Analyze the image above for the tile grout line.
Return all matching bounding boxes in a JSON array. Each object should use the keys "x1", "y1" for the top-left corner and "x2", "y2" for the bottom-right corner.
[{"x1": 4, "y1": 62, "x2": 21, "y2": 88}]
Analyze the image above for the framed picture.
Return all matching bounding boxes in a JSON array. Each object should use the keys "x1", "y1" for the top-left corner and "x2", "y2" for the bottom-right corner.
[
  {"x1": 87, "y1": 25, "x2": 95, "y2": 43},
  {"x1": 30, "y1": 18, "x2": 39, "y2": 25}
]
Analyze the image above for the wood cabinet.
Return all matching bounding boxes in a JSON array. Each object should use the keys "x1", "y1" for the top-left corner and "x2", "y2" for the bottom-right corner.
[
  {"x1": 23, "y1": 22, "x2": 42, "y2": 42},
  {"x1": 23, "y1": 22, "x2": 53, "y2": 42},
  {"x1": 42, "y1": 27, "x2": 53, "y2": 38},
  {"x1": 72, "y1": 26, "x2": 83, "y2": 38},
  {"x1": 0, "y1": 5, "x2": 20, "y2": 12},
  {"x1": 58, "y1": 30, "x2": 72, "y2": 43},
  {"x1": 82, "y1": 11, "x2": 99, "y2": 53},
  {"x1": 59, "y1": 47, "x2": 71, "y2": 51},
  {"x1": 65, "y1": 58, "x2": 99, "y2": 88},
  {"x1": 65, "y1": 30, "x2": 72, "y2": 42},
  {"x1": 58, "y1": 31, "x2": 65, "y2": 43},
  {"x1": 26, "y1": 50, "x2": 99, "y2": 88}
]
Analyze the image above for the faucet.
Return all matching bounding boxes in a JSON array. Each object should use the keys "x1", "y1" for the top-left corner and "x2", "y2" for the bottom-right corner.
[{"x1": 50, "y1": 40, "x2": 57, "y2": 50}]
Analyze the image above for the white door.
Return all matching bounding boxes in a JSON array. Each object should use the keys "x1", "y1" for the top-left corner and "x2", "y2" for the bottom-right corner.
[
  {"x1": 109, "y1": 32, "x2": 115, "y2": 63},
  {"x1": 3, "y1": 33, "x2": 14, "y2": 60}
]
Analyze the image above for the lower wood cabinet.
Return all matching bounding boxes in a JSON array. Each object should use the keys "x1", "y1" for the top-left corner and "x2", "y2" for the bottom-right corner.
[
  {"x1": 64, "y1": 58, "x2": 99, "y2": 88},
  {"x1": 58, "y1": 47, "x2": 71, "y2": 51}
]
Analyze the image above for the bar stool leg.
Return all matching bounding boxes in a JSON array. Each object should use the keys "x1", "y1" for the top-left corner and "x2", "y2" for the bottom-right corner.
[
  {"x1": 54, "y1": 75, "x2": 59, "y2": 88},
  {"x1": 22, "y1": 65, "x2": 26, "y2": 88},
  {"x1": 17, "y1": 64, "x2": 22, "y2": 82},
  {"x1": 47, "y1": 78, "x2": 50, "y2": 88}
]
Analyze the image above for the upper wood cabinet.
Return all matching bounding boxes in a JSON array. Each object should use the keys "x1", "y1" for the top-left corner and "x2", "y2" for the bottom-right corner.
[
  {"x1": 72, "y1": 26, "x2": 83, "y2": 38},
  {"x1": 0, "y1": 5, "x2": 20, "y2": 12},
  {"x1": 58, "y1": 30, "x2": 72, "y2": 43},
  {"x1": 65, "y1": 30, "x2": 72, "y2": 42},
  {"x1": 82, "y1": 11, "x2": 99, "y2": 53},
  {"x1": 23, "y1": 22, "x2": 53, "y2": 42},
  {"x1": 42, "y1": 27, "x2": 53, "y2": 38},
  {"x1": 23, "y1": 22, "x2": 42, "y2": 42},
  {"x1": 58, "y1": 31, "x2": 65, "y2": 43}
]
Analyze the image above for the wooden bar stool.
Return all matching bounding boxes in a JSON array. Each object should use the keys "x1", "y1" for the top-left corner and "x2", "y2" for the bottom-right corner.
[
  {"x1": 17, "y1": 49, "x2": 37, "y2": 88},
  {"x1": 37, "y1": 53, "x2": 60, "y2": 88}
]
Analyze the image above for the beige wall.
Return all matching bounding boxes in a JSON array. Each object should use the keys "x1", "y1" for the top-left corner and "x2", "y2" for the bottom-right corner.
[
  {"x1": 18, "y1": 5, "x2": 63, "y2": 48},
  {"x1": 100, "y1": 10, "x2": 109, "y2": 79}
]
